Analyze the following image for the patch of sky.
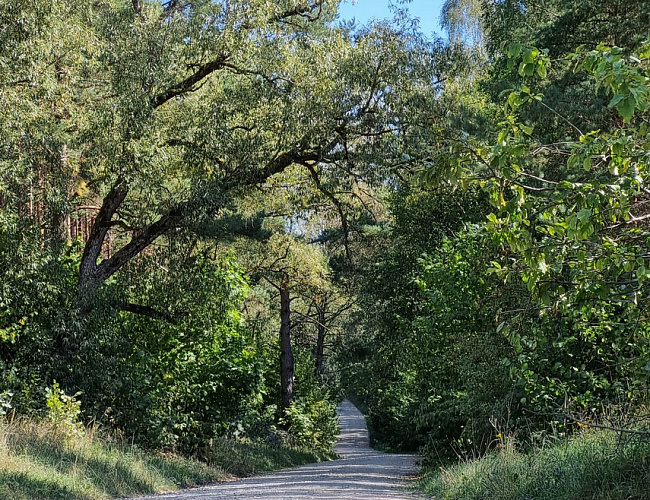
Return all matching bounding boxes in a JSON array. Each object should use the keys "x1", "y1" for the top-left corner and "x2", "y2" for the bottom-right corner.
[{"x1": 336, "y1": 0, "x2": 446, "y2": 39}]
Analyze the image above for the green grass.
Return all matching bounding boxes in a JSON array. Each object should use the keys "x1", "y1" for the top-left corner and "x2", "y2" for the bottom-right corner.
[
  {"x1": 204, "y1": 436, "x2": 335, "y2": 477},
  {"x1": 0, "y1": 419, "x2": 332, "y2": 500},
  {"x1": 419, "y1": 430, "x2": 650, "y2": 500}
]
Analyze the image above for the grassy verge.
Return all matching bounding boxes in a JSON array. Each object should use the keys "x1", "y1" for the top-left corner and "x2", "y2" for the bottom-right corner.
[
  {"x1": 419, "y1": 429, "x2": 650, "y2": 500},
  {"x1": 204, "y1": 436, "x2": 335, "y2": 477},
  {"x1": 0, "y1": 419, "x2": 332, "y2": 500}
]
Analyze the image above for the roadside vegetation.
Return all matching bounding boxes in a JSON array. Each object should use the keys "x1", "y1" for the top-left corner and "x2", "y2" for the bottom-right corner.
[
  {"x1": 420, "y1": 429, "x2": 650, "y2": 500},
  {"x1": 0, "y1": 416, "x2": 332, "y2": 500},
  {"x1": 337, "y1": 1, "x2": 650, "y2": 499},
  {"x1": 3, "y1": 1, "x2": 650, "y2": 499},
  {"x1": 0, "y1": 380, "x2": 335, "y2": 499},
  {"x1": 0, "y1": 394, "x2": 334, "y2": 500}
]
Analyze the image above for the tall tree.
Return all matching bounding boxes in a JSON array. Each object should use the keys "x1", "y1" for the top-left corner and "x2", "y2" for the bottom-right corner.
[
  {"x1": 245, "y1": 233, "x2": 330, "y2": 413},
  {"x1": 441, "y1": 0, "x2": 484, "y2": 50},
  {"x1": 3, "y1": 1, "x2": 440, "y2": 320}
]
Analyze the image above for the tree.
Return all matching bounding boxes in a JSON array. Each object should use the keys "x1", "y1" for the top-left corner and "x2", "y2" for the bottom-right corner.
[
  {"x1": 441, "y1": 0, "x2": 484, "y2": 50},
  {"x1": 1, "y1": 0, "x2": 444, "y2": 327},
  {"x1": 430, "y1": 39, "x2": 650, "y2": 420},
  {"x1": 244, "y1": 233, "x2": 329, "y2": 413}
]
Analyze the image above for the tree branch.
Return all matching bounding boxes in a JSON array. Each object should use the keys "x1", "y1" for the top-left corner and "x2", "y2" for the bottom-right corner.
[
  {"x1": 93, "y1": 206, "x2": 184, "y2": 286},
  {"x1": 120, "y1": 302, "x2": 186, "y2": 324},
  {"x1": 151, "y1": 55, "x2": 230, "y2": 108},
  {"x1": 275, "y1": 1, "x2": 325, "y2": 23},
  {"x1": 302, "y1": 162, "x2": 352, "y2": 261},
  {"x1": 79, "y1": 181, "x2": 128, "y2": 291},
  {"x1": 132, "y1": 0, "x2": 143, "y2": 17}
]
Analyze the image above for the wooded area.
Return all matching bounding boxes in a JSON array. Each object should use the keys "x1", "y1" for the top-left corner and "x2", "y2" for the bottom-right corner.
[{"x1": 1, "y1": 1, "x2": 650, "y2": 498}]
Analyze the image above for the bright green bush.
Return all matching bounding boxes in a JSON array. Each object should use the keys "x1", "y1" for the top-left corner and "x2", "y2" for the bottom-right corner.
[
  {"x1": 44, "y1": 381, "x2": 84, "y2": 439},
  {"x1": 74, "y1": 254, "x2": 267, "y2": 451},
  {"x1": 280, "y1": 397, "x2": 339, "y2": 453}
]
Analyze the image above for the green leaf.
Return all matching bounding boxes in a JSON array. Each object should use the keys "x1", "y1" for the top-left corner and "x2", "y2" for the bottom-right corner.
[
  {"x1": 637, "y1": 265, "x2": 647, "y2": 283},
  {"x1": 608, "y1": 94, "x2": 626, "y2": 108},
  {"x1": 520, "y1": 124, "x2": 533, "y2": 135},
  {"x1": 519, "y1": 62, "x2": 535, "y2": 77},
  {"x1": 507, "y1": 92, "x2": 521, "y2": 110},
  {"x1": 522, "y1": 48, "x2": 539, "y2": 64},
  {"x1": 577, "y1": 208, "x2": 592, "y2": 223},
  {"x1": 508, "y1": 43, "x2": 522, "y2": 58},
  {"x1": 616, "y1": 96, "x2": 636, "y2": 122}
]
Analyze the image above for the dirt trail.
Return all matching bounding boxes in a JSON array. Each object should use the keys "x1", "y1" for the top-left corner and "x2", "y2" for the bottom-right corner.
[{"x1": 131, "y1": 399, "x2": 423, "y2": 499}]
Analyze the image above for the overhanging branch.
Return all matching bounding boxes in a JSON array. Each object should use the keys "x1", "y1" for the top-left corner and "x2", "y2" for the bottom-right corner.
[
  {"x1": 121, "y1": 302, "x2": 186, "y2": 324},
  {"x1": 151, "y1": 55, "x2": 229, "y2": 108}
]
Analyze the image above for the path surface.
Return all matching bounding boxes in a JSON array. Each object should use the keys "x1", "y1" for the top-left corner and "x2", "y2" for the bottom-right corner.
[{"x1": 131, "y1": 399, "x2": 422, "y2": 499}]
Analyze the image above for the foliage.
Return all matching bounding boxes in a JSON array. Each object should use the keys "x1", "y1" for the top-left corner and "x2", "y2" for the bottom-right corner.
[
  {"x1": 0, "y1": 391, "x2": 11, "y2": 418},
  {"x1": 80, "y1": 253, "x2": 265, "y2": 450},
  {"x1": 441, "y1": 0, "x2": 484, "y2": 50},
  {"x1": 277, "y1": 347, "x2": 339, "y2": 452},
  {"x1": 483, "y1": 0, "x2": 650, "y2": 60},
  {"x1": 0, "y1": 215, "x2": 80, "y2": 411},
  {"x1": 203, "y1": 436, "x2": 334, "y2": 477},
  {"x1": 411, "y1": 226, "x2": 519, "y2": 459},
  {"x1": 427, "y1": 40, "x2": 650, "y2": 420},
  {"x1": 44, "y1": 381, "x2": 84, "y2": 439},
  {"x1": 1, "y1": 0, "x2": 446, "y2": 457},
  {"x1": 280, "y1": 397, "x2": 339, "y2": 453},
  {"x1": 338, "y1": 188, "x2": 512, "y2": 455}
]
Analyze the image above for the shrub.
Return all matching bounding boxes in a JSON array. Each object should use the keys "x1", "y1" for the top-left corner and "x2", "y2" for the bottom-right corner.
[{"x1": 280, "y1": 397, "x2": 339, "y2": 453}]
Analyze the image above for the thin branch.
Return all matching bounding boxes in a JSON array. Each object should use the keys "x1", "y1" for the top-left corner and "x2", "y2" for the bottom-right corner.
[
  {"x1": 302, "y1": 162, "x2": 352, "y2": 261},
  {"x1": 275, "y1": 0, "x2": 325, "y2": 23},
  {"x1": 74, "y1": 205, "x2": 102, "y2": 211},
  {"x1": 536, "y1": 99, "x2": 585, "y2": 137},
  {"x1": 606, "y1": 212, "x2": 650, "y2": 230},
  {"x1": 514, "y1": 169, "x2": 559, "y2": 185}
]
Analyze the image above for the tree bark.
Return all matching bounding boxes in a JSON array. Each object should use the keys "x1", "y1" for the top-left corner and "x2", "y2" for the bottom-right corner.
[
  {"x1": 279, "y1": 277, "x2": 294, "y2": 414},
  {"x1": 77, "y1": 180, "x2": 186, "y2": 306},
  {"x1": 315, "y1": 297, "x2": 326, "y2": 379},
  {"x1": 78, "y1": 181, "x2": 128, "y2": 299}
]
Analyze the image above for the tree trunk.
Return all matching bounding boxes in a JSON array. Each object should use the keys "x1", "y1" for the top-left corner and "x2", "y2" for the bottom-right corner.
[
  {"x1": 315, "y1": 297, "x2": 326, "y2": 379},
  {"x1": 279, "y1": 277, "x2": 294, "y2": 414}
]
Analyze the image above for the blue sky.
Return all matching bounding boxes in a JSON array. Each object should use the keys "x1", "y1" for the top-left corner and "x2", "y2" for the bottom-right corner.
[{"x1": 336, "y1": 0, "x2": 446, "y2": 39}]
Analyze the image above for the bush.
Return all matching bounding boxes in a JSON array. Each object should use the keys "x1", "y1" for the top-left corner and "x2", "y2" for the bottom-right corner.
[
  {"x1": 280, "y1": 397, "x2": 339, "y2": 453},
  {"x1": 44, "y1": 381, "x2": 84, "y2": 439}
]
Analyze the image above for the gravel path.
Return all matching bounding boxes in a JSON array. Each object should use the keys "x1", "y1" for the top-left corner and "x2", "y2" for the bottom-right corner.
[{"x1": 131, "y1": 399, "x2": 423, "y2": 499}]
